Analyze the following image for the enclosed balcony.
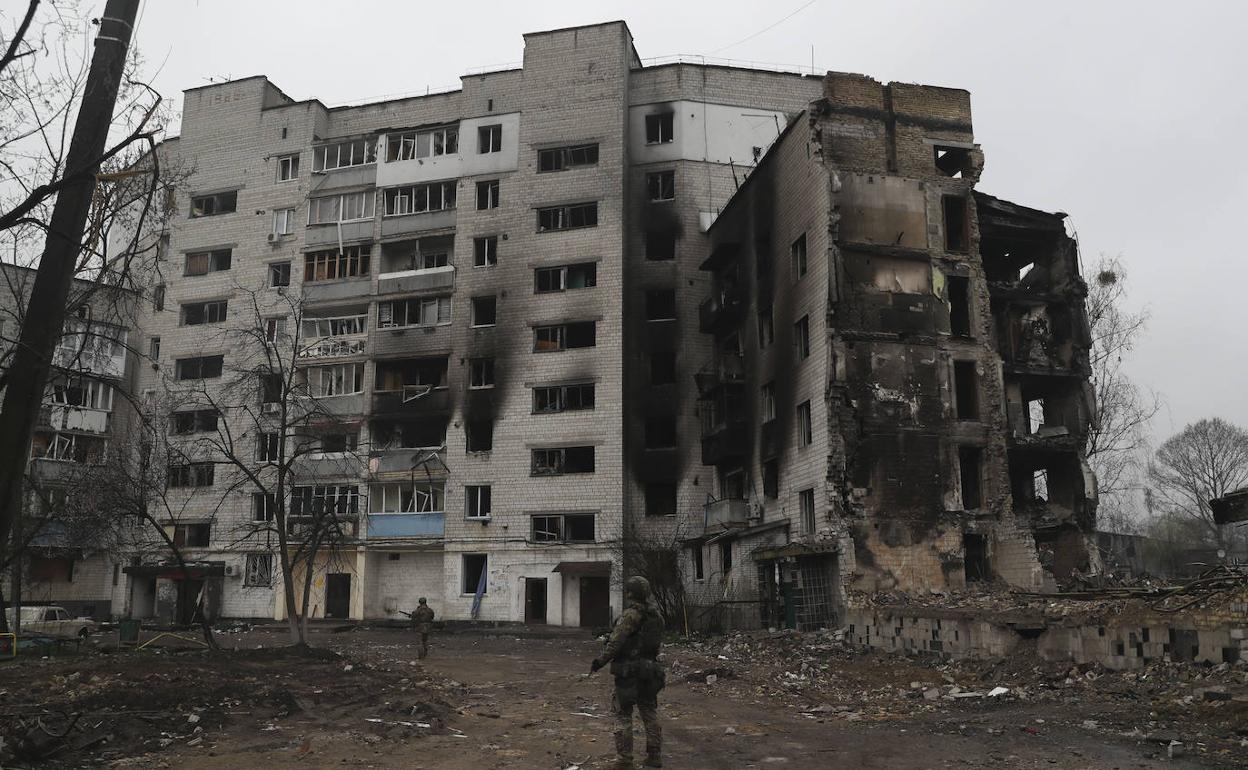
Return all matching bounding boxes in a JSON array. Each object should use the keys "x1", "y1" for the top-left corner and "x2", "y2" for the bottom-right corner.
[
  {"x1": 377, "y1": 236, "x2": 456, "y2": 296},
  {"x1": 54, "y1": 320, "x2": 126, "y2": 378},
  {"x1": 698, "y1": 283, "x2": 746, "y2": 334},
  {"x1": 372, "y1": 357, "x2": 450, "y2": 417},
  {"x1": 299, "y1": 311, "x2": 368, "y2": 360},
  {"x1": 367, "y1": 511, "x2": 445, "y2": 539},
  {"x1": 38, "y1": 405, "x2": 111, "y2": 434},
  {"x1": 365, "y1": 481, "x2": 445, "y2": 539}
]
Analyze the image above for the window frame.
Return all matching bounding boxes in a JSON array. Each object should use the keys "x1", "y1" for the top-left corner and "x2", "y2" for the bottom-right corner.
[
  {"x1": 276, "y1": 154, "x2": 300, "y2": 182},
  {"x1": 244, "y1": 554, "x2": 273, "y2": 587},
  {"x1": 537, "y1": 143, "x2": 599, "y2": 172},
  {"x1": 536, "y1": 202, "x2": 598, "y2": 232},
  {"x1": 476, "y1": 179, "x2": 500, "y2": 210},
  {"x1": 307, "y1": 191, "x2": 375, "y2": 225},
  {"x1": 797, "y1": 400, "x2": 813, "y2": 447},
  {"x1": 469, "y1": 358, "x2": 495, "y2": 389},
  {"x1": 790, "y1": 233, "x2": 808, "y2": 280},
  {"x1": 478, "y1": 124, "x2": 502, "y2": 154},
  {"x1": 269, "y1": 261, "x2": 292, "y2": 287},
  {"x1": 646, "y1": 170, "x2": 675, "y2": 202},
  {"x1": 645, "y1": 113, "x2": 675, "y2": 144},
  {"x1": 465, "y1": 485, "x2": 492, "y2": 519},
  {"x1": 473, "y1": 236, "x2": 498, "y2": 267},
  {"x1": 312, "y1": 137, "x2": 378, "y2": 171},
  {"x1": 383, "y1": 181, "x2": 457, "y2": 217}
]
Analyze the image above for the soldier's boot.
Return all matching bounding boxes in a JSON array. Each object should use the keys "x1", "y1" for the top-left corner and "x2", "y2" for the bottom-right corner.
[{"x1": 639, "y1": 702, "x2": 661, "y2": 767}]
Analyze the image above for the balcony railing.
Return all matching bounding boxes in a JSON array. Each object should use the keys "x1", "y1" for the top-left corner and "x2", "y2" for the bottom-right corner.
[
  {"x1": 700, "y1": 419, "x2": 748, "y2": 466},
  {"x1": 52, "y1": 345, "x2": 126, "y2": 379},
  {"x1": 38, "y1": 406, "x2": 111, "y2": 434},
  {"x1": 694, "y1": 354, "x2": 745, "y2": 397},
  {"x1": 371, "y1": 387, "x2": 451, "y2": 417},
  {"x1": 704, "y1": 497, "x2": 750, "y2": 529},
  {"x1": 698, "y1": 284, "x2": 746, "y2": 334},
  {"x1": 299, "y1": 334, "x2": 367, "y2": 360},
  {"x1": 377, "y1": 265, "x2": 455, "y2": 295},
  {"x1": 366, "y1": 511, "x2": 445, "y2": 538}
]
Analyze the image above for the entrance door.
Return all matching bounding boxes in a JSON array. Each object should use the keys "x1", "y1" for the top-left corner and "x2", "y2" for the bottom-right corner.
[
  {"x1": 176, "y1": 579, "x2": 203, "y2": 625},
  {"x1": 325, "y1": 573, "x2": 351, "y2": 619},
  {"x1": 524, "y1": 578, "x2": 548, "y2": 624},
  {"x1": 579, "y1": 576, "x2": 610, "y2": 628}
]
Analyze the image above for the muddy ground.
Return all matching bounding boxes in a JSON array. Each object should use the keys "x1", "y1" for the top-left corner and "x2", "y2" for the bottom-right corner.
[{"x1": 0, "y1": 625, "x2": 1243, "y2": 769}]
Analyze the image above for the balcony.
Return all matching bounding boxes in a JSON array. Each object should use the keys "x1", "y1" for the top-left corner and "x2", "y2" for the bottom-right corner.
[
  {"x1": 38, "y1": 406, "x2": 111, "y2": 434},
  {"x1": 377, "y1": 265, "x2": 455, "y2": 296},
  {"x1": 303, "y1": 277, "x2": 371, "y2": 304},
  {"x1": 380, "y1": 209, "x2": 455, "y2": 240},
  {"x1": 299, "y1": 334, "x2": 367, "y2": 360},
  {"x1": 701, "y1": 419, "x2": 748, "y2": 466},
  {"x1": 698, "y1": 284, "x2": 746, "y2": 334},
  {"x1": 306, "y1": 392, "x2": 367, "y2": 418},
  {"x1": 371, "y1": 388, "x2": 450, "y2": 418},
  {"x1": 366, "y1": 511, "x2": 444, "y2": 539},
  {"x1": 694, "y1": 354, "x2": 745, "y2": 397},
  {"x1": 52, "y1": 344, "x2": 125, "y2": 379},
  {"x1": 305, "y1": 220, "x2": 373, "y2": 249},
  {"x1": 704, "y1": 497, "x2": 750, "y2": 529},
  {"x1": 292, "y1": 452, "x2": 365, "y2": 480}
]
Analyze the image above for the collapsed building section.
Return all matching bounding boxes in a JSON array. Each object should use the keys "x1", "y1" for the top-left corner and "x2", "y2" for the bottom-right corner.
[{"x1": 686, "y1": 72, "x2": 1097, "y2": 630}]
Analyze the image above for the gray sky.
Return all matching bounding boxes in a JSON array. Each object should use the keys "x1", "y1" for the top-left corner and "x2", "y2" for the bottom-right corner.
[{"x1": 127, "y1": 0, "x2": 1248, "y2": 441}]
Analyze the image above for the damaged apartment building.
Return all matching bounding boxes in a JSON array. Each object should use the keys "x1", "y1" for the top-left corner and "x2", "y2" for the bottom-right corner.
[{"x1": 93, "y1": 20, "x2": 1093, "y2": 629}]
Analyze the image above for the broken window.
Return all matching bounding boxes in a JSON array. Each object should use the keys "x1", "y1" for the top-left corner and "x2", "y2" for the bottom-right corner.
[
  {"x1": 190, "y1": 191, "x2": 237, "y2": 218},
  {"x1": 533, "y1": 383, "x2": 595, "y2": 413},
  {"x1": 314, "y1": 137, "x2": 378, "y2": 170},
  {"x1": 646, "y1": 230, "x2": 676, "y2": 261},
  {"x1": 799, "y1": 488, "x2": 816, "y2": 534},
  {"x1": 148, "y1": 336, "x2": 161, "y2": 361},
  {"x1": 261, "y1": 372, "x2": 283, "y2": 404},
  {"x1": 368, "y1": 482, "x2": 444, "y2": 514},
  {"x1": 645, "y1": 417, "x2": 677, "y2": 449},
  {"x1": 373, "y1": 357, "x2": 447, "y2": 392},
  {"x1": 273, "y1": 208, "x2": 296, "y2": 235},
  {"x1": 538, "y1": 143, "x2": 599, "y2": 172},
  {"x1": 933, "y1": 145, "x2": 972, "y2": 178},
  {"x1": 377, "y1": 296, "x2": 451, "y2": 329},
  {"x1": 720, "y1": 539, "x2": 733, "y2": 573},
  {"x1": 308, "y1": 191, "x2": 374, "y2": 224},
  {"x1": 478, "y1": 124, "x2": 502, "y2": 154},
  {"x1": 476, "y1": 179, "x2": 500, "y2": 210},
  {"x1": 691, "y1": 545, "x2": 705, "y2": 580},
  {"x1": 244, "y1": 554, "x2": 273, "y2": 587},
  {"x1": 291, "y1": 484, "x2": 362, "y2": 516},
  {"x1": 466, "y1": 419, "x2": 494, "y2": 452},
  {"x1": 251, "y1": 492, "x2": 278, "y2": 522},
  {"x1": 953, "y1": 361, "x2": 979, "y2": 420},
  {"x1": 471, "y1": 296, "x2": 497, "y2": 327},
  {"x1": 276, "y1": 154, "x2": 299, "y2": 182},
  {"x1": 790, "y1": 233, "x2": 808, "y2": 280},
  {"x1": 384, "y1": 182, "x2": 456, "y2": 216},
  {"x1": 305, "y1": 363, "x2": 364, "y2": 397},
  {"x1": 758, "y1": 306, "x2": 774, "y2": 348},
  {"x1": 385, "y1": 128, "x2": 455, "y2": 162},
  {"x1": 650, "y1": 351, "x2": 676, "y2": 385},
  {"x1": 474, "y1": 236, "x2": 498, "y2": 267},
  {"x1": 257, "y1": 432, "x2": 280, "y2": 462},
  {"x1": 372, "y1": 420, "x2": 446, "y2": 450},
  {"x1": 947, "y1": 275, "x2": 971, "y2": 336},
  {"x1": 181, "y1": 300, "x2": 228, "y2": 326},
  {"x1": 269, "y1": 261, "x2": 291, "y2": 287},
  {"x1": 943, "y1": 195, "x2": 969, "y2": 253},
  {"x1": 645, "y1": 113, "x2": 674, "y2": 144},
  {"x1": 647, "y1": 170, "x2": 675, "y2": 202},
  {"x1": 533, "y1": 321, "x2": 596, "y2": 352},
  {"x1": 761, "y1": 382, "x2": 777, "y2": 423},
  {"x1": 531, "y1": 446, "x2": 595, "y2": 476},
  {"x1": 535, "y1": 263, "x2": 597, "y2": 293},
  {"x1": 305, "y1": 246, "x2": 371, "y2": 281},
  {"x1": 184, "y1": 248, "x2": 232, "y2": 276},
  {"x1": 466, "y1": 485, "x2": 492, "y2": 519},
  {"x1": 168, "y1": 463, "x2": 215, "y2": 489},
  {"x1": 171, "y1": 409, "x2": 218, "y2": 435},
  {"x1": 532, "y1": 513, "x2": 595, "y2": 543},
  {"x1": 646, "y1": 289, "x2": 677, "y2": 321},
  {"x1": 462, "y1": 554, "x2": 487, "y2": 594},
  {"x1": 645, "y1": 483, "x2": 677, "y2": 517},
  {"x1": 537, "y1": 202, "x2": 598, "y2": 232},
  {"x1": 963, "y1": 533, "x2": 990, "y2": 582},
  {"x1": 958, "y1": 446, "x2": 983, "y2": 510},
  {"x1": 175, "y1": 355, "x2": 224, "y2": 381},
  {"x1": 794, "y1": 315, "x2": 810, "y2": 361},
  {"x1": 797, "y1": 400, "x2": 813, "y2": 446},
  {"x1": 763, "y1": 460, "x2": 779, "y2": 499},
  {"x1": 153, "y1": 285, "x2": 165, "y2": 312},
  {"x1": 173, "y1": 522, "x2": 212, "y2": 547},
  {"x1": 317, "y1": 432, "x2": 357, "y2": 453},
  {"x1": 469, "y1": 358, "x2": 495, "y2": 389}
]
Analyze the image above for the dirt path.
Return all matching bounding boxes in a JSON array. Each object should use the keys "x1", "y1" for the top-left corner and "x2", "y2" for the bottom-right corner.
[{"x1": 156, "y1": 629, "x2": 1226, "y2": 770}]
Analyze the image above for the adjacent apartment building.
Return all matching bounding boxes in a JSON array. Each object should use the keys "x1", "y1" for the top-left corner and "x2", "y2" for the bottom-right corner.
[{"x1": 100, "y1": 19, "x2": 1095, "y2": 629}]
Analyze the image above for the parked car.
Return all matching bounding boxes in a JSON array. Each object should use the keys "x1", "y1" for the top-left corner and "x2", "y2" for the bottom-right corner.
[{"x1": 3, "y1": 606, "x2": 97, "y2": 638}]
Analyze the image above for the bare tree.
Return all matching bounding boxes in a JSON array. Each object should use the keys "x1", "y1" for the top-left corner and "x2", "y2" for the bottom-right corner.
[
  {"x1": 1084, "y1": 256, "x2": 1161, "y2": 532},
  {"x1": 1149, "y1": 418, "x2": 1248, "y2": 550}
]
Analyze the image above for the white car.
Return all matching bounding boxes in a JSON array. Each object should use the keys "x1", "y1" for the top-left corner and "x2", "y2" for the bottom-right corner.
[{"x1": 4, "y1": 606, "x2": 97, "y2": 638}]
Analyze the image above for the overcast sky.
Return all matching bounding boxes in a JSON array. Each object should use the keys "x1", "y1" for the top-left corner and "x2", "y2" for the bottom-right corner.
[{"x1": 124, "y1": 0, "x2": 1248, "y2": 441}]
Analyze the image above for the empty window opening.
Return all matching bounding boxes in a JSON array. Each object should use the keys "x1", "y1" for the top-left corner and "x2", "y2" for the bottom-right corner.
[
  {"x1": 462, "y1": 554, "x2": 487, "y2": 594},
  {"x1": 791, "y1": 233, "x2": 808, "y2": 279},
  {"x1": 1027, "y1": 399, "x2": 1046, "y2": 434},
  {"x1": 318, "y1": 432, "x2": 358, "y2": 453},
  {"x1": 532, "y1": 513, "x2": 596, "y2": 543},
  {"x1": 175, "y1": 355, "x2": 223, "y2": 381},
  {"x1": 758, "y1": 307, "x2": 774, "y2": 347},
  {"x1": 533, "y1": 383, "x2": 595, "y2": 413},
  {"x1": 466, "y1": 419, "x2": 494, "y2": 452},
  {"x1": 761, "y1": 382, "x2": 777, "y2": 423},
  {"x1": 471, "y1": 296, "x2": 497, "y2": 327},
  {"x1": 958, "y1": 446, "x2": 983, "y2": 510},
  {"x1": 645, "y1": 483, "x2": 677, "y2": 517},
  {"x1": 953, "y1": 361, "x2": 979, "y2": 420},
  {"x1": 538, "y1": 143, "x2": 599, "y2": 172},
  {"x1": 257, "y1": 432, "x2": 281, "y2": 462},
  {"x1": 537, "y1": 202, "x2": 597, "y2": 232},
  {"x1": 476, "y1": 179, "x2": 500, "y2": 210},
  {"x1": 645, "y1": 417, "x2": 677, "y2": 449},
  {"x1": 933, "y1": 145, "x2": 972, "y2": 178},
  {"x1": 692, "y1": 545, "x2": 705, "y2": 580},
  {"x1": 469, "y1": 358, "x2": 495, "y2": 389},
  {"x1": 720, "y1": 539, "x2": 733, "y2": 573},
  {"x1": 645, "y1": 113, "x2": 674, "y2": 144},
  {"x1": 261, "y1": 372, "x2": 283, "y2": 404},
  {"x1": 474, "y1": 236, "x2": 498, "y2": 267},
  {"x1": 373, "y1": 357, "x2": 447, "y2": 392},
  {"x1": 466, "y1": 485, "x2": 492, "y2": 519},
  {"x1": 173, "y1": 523, "x2": 211, "y2": 547},
  {"x1": 533, "y1": 321, "x2": 596, "y2": 352},
  {"x1": 535, "y1": 263, "x2": 597, "y2": 293},
  {"x1": 148, "y1": 336, "x2": 161, "y2": 360},
  {"x1": 478, "y1": 124, "x2": 502, "y2": 154},
  {"x1": 646, "y1": 230, "x2": 676, "y2": 261},
  {"x1": 190, "y1": 191, "x2": 237, "y2": 218},
  {"x1": 650, "y1": 351, "x2": 676, "y2": 385},
  {"x1": 171, "y1": 409, "x2": 218, "y2": 435},
  {"x1": 799, "y1": 488, "x2": 816, "y2": 534},
  {"x1": 797, "y1": 401, "x2": 813, "y2": 446},
  {"x1": 943, "y1": 195, "x2": 969, "y2": 253},
  {"x1": 963, "y1": 533, "x2": 990, "y2": 582},
  {"x1": 276, "y1": 154, "x2": 300, "y2": 181},
  {"x1": 269, "y1": 261, "x2": 291, "y2": 287},
  {"x1": 1033, "y1": 469, "x2": 1050, "y2": 501},
  {"x1": 168, "y1": 464, "x2": 215, "y2": 489},
  {"x1": 647, "y1": 170, "x2": 675, "y2": 202},
  {"x1": 646, "y1": 289, "x2": 677, "y2": 321},
  {"x1": 531, "y1": 446, "x2": 595, "y2": 475},
  {"x1": 794, "y1": 316, "x2": 810, "y2": 361},
  {"x1": 763, "y1": 460, "x2": 779, "y2": 499},
  {"x1": 947, "y1": 275, "x2": 971, "y2": 336}
]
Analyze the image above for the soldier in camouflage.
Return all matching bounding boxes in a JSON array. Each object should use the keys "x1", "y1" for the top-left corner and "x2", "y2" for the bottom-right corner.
[
  {"x1": 411, "y1": 597, "x2": 435, "y2": 660},
  {"x1": 591, "y1": 576, "x2": 665, "y2": 769}
]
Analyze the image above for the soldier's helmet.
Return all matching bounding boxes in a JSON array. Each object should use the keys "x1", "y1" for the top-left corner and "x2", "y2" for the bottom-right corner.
[
  {"x1": 624, "y1": 576, "x2": 652, "y2": 602},
  {"x1": 418, "y1": 597, "x2": 427, "y2": 605}
]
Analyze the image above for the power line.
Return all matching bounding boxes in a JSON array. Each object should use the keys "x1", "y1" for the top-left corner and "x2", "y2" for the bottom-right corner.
[{"x1": 709, "y1": 0, "x2": 820, "y2": 56}]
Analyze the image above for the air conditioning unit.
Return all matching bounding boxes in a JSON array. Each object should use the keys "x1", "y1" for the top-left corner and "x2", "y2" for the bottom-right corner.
[{"x1": 266, "y1": 232, "x2": 280, "y2": 244}]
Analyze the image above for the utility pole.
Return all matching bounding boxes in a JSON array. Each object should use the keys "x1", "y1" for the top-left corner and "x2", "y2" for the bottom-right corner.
[{"x1": 0, "y1": 0, "x2": 142, "y2": 607}]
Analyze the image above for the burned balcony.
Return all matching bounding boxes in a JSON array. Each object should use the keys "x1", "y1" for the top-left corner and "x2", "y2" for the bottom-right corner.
[
  {"x1": 372, "y1": 357, "x2": 450, "y2": 417},
  {"x1": 370, "y1": 420, "x2": 448, "y2": 463},
  {"x1": 699, "y1": 386, "x2": 748, "y2": 466},
  {"x1": 704, "y1": 496, "x2": 750, "y2": 529},
  {"x1": 698, "y1": 283, "x2": 746, "y2": 334},
  {"x1": 693, "y1": 353, "x2": 745, "y2": 397},
  {"x1": 377, "y1": 236, "x2": 456, "y2": 296}
]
